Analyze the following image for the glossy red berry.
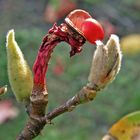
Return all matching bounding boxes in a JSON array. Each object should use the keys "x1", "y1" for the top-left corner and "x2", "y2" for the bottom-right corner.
[{"x1": 81, "y1": 18, "x2": 104, "y2": 44}]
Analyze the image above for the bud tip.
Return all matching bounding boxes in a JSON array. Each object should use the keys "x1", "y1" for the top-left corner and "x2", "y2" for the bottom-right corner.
[{"x1": 6, "y1": 29, "x2": 15, "y2": 46}]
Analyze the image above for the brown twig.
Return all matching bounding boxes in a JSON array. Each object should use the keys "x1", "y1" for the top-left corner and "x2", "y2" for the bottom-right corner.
[
  {"x1": 45, "y1": 86, "x2": 97, "y2": 122},
  {"x1": 17, "y1": 85, "x2": 97, "y2": 140},
  {"x1": 16, "y1": 23, "x2": 86, "y2": 140}
]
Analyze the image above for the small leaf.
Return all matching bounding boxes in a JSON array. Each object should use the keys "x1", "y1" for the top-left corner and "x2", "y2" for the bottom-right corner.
[
  {"x1": 121, "y1": 34, "x2": 140, "y2": 55},
  {"x1": 52, "y1": 57, "x2": 64, "y2": 76},
  {"x1": 102, "y1": 111, "x2": 140, "y2": 140}
]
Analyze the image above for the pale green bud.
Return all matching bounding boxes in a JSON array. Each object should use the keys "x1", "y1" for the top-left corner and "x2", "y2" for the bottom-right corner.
[{"x1": 6, "y1": 29, "x2": 33, "y2": 103}]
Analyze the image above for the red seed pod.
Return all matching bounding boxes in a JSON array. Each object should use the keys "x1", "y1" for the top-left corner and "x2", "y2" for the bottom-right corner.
[
  {"x1": 81, "y1": 18, "x2": 104, "y2": 44},
  {"x1": 65, "y1": 9, "x2": 104, "y2": 44},
  {"x1": 65, "y1": 9, "x2": 91, "y2": 36}
]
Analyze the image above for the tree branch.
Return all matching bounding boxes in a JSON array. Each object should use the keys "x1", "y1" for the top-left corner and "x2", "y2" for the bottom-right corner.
[
  {"x1": 16, "y1": 33, "x2": 122, "y2": 140},
  {"x1": 16, "y1": 16, "x2": 122, "y2": 140},
  {"x1": 16, "y1": 23, "x2": 86, "y2": 140},
  {"x1": 16, "y1": 85, "x2": 97, "y2": 140},
  {"x1": 17, "y1": 85, "x2": 97, "y2": 140},
  {"x1": 45, "y1": 86, "x2": 97, "y2": 122}
]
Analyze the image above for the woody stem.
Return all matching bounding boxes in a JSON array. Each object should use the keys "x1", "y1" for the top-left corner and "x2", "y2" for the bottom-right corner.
[{"x1": 17, "y1": 23, "x2": 85, "y2": 140}]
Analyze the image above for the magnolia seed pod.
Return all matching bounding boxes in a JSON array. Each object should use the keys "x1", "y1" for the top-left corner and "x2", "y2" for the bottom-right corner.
[
  {"x1": 65, "y1": 9, "x2": 104, "y2": 44},
  {"x1": 102, "y1": 111, "x2": 140, "y2": 140},
  {"x1": 65, "y1": 9, "x2": 91, "y2": 37},
  {"x1": 6, "y1": 29, "x2": 33, "y2": 103},
  {"x1": 87, "y1": 34, "x2": 122, "y2": 90}
]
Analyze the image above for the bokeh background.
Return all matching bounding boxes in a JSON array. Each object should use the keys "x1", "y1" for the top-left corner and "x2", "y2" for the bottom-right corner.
[{"x1": 0, "y1": 0, "x2": 140, "y2": 140}]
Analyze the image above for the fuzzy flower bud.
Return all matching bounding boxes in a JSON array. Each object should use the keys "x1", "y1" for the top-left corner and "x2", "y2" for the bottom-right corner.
[
  {"x1": 6, "y1": 30, "x2": 33, "y2": 103},
  {"x1": 87, "y1": 34, "x2": 122, "y2": 90}
]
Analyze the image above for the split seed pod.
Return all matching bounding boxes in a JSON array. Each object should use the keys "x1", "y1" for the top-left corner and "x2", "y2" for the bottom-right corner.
[
  {"x1": 65, "y1": 9, "x2": 104, "y2": 44},
  {"x1": 6, "y1": 29, "x2": 33, "y2": 103}
]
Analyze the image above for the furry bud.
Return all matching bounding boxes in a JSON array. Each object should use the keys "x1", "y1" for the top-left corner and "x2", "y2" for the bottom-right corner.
[{"x1": 88, "y1": 34, "x2": 122, "y2": 90}]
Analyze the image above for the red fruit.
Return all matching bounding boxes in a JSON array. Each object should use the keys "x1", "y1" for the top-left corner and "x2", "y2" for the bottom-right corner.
[
  {"x1": 65, "y1": 10, "x2": 104, "y2": 44},
  {"x1": 81, "y1": 18, "x2": 104, "y2": 44},
  {"x1": 65, "y1": 9, "x2": 92, "y2": 36}
]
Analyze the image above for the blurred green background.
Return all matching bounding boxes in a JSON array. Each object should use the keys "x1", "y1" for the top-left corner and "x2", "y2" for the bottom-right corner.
[{"x1": 0, "y1": 0, "x2": 140, "y2": 140}]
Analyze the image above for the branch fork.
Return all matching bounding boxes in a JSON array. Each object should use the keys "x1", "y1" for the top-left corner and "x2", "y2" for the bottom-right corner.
[
  {"x1": 6, "y1": 9, "x2": 122, "y2": 140},
  {"x1": 17, "y1": 29, "x2": 121, "y2": 140}
]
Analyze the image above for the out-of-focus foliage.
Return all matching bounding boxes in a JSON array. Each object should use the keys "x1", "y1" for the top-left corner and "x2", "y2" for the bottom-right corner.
[
  {"x1": 0, "y1": 40, "x2": 8, "y2": 86},
  {"x1": 0, "y1": 100, "x2": 18, "y2": 124},
  {"x1": 121, "y1": 34, "x2": 140, "y2": 55},
  {"x1": 44, "y1": 0, "x2": 76, "y2": 23},
  {"x1": 82, "y1": 0, "x2": 102, "y2": 4},
  {"x1": 123, "y1": 0, "x2": 140, "y2": 13}
]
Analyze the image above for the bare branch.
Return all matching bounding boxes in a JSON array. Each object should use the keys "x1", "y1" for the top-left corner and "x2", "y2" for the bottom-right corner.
[
  {"x1": 45, "y1": 86, "x2": 97, "y2": 122},
  {"x1": 16, "y1": 33, "x2": 122, "y2": 140}
]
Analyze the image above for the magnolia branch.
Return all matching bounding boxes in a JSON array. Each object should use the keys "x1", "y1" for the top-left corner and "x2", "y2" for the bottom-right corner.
[
  {"x1": 17, "y1": 85, "x2": 97, "y2": 140},
  {"x1": 16, "y1": 23, "x2": 86, "y2": 140},
  {"x1": 6, "y1": 9, "x2": 122, "y2": 140},
  {"x1": 45, "y1": 86, "x2": 97, "y2": 122},
  {"x1": 16, "y1": 32, "x2": 121, "y2": 140}
]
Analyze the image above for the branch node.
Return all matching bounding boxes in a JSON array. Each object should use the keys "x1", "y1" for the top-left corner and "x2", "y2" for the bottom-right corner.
[
  {"x1": 67, "y1": 105, "x2": 76, "y2": 112},
  {"x1": 46, "y1": 119, "x2": 54, "y2": 125}
]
